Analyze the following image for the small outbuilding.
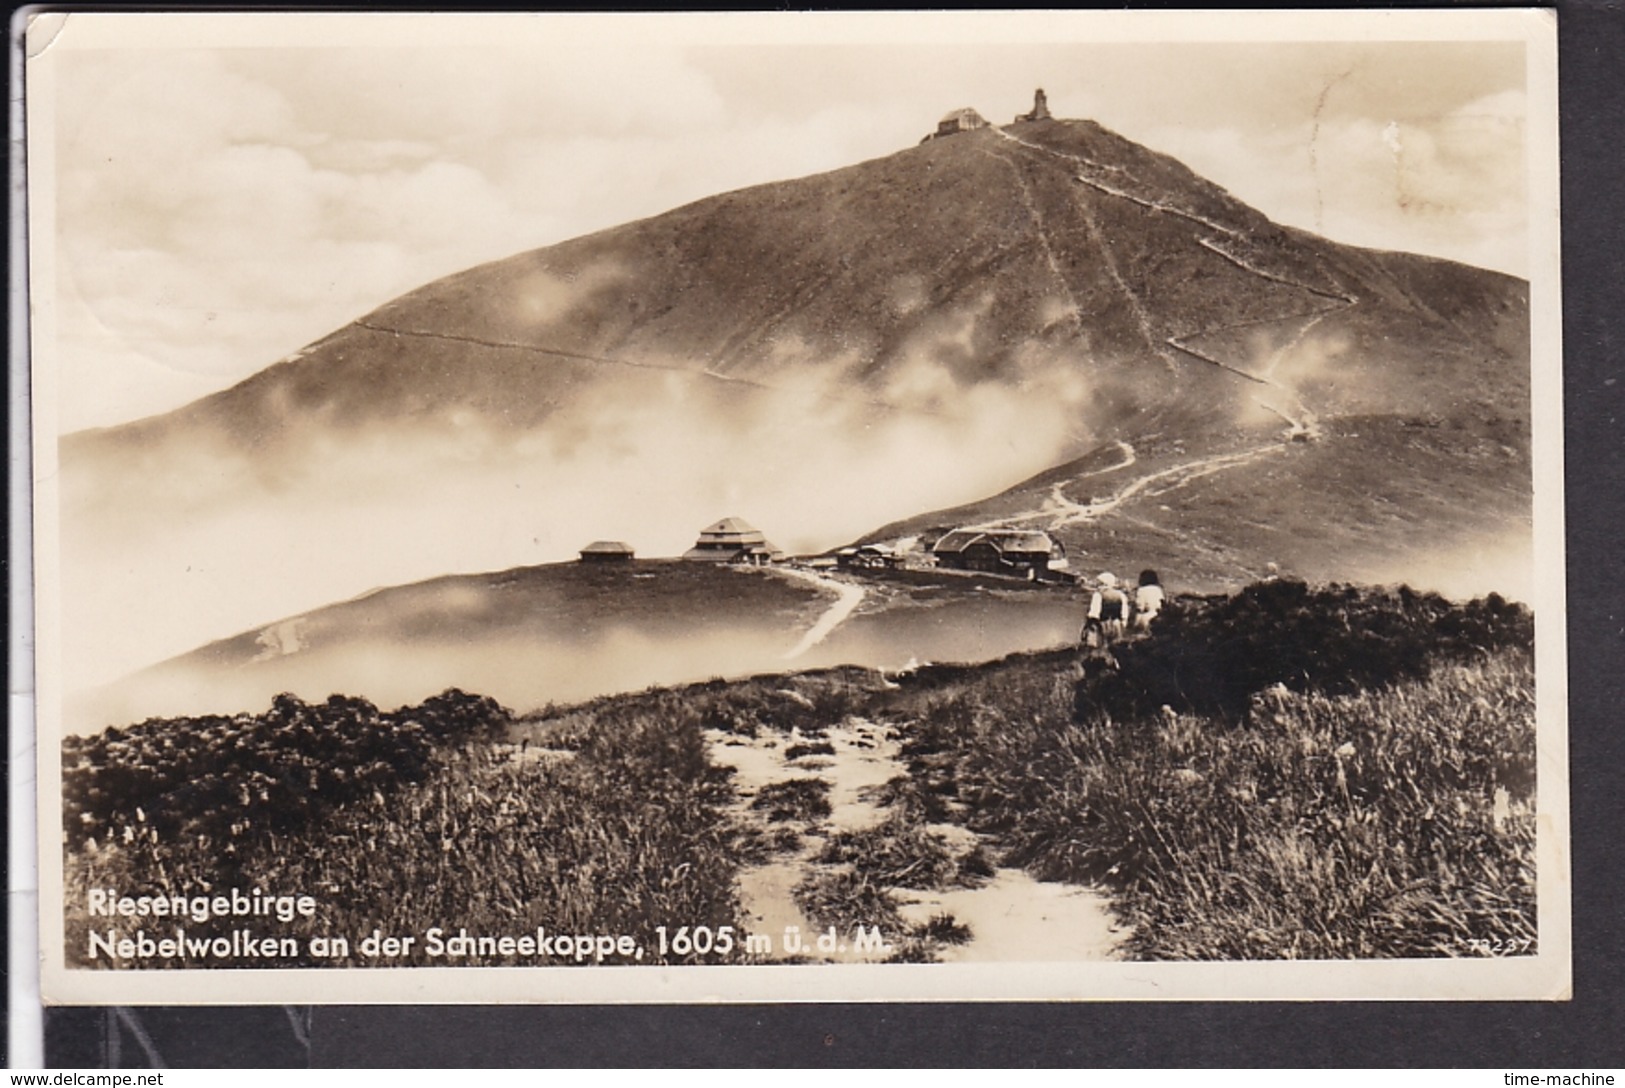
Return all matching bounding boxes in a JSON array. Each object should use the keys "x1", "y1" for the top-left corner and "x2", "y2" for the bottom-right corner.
[
  {"x1": 931, "y1": 528, "x2": 1067, "y2": 578},
  {"x1": 579, "y1": 540, "x2": 634, "y2": 562},
  {"x1": 683, "y1": 517, "x2": 784, "y2": 565}
]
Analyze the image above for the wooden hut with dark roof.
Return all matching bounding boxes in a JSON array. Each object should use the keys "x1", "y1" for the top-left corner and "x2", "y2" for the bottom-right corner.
[
  {"x1": 931, "y1": 527, "x2": 1067, "y2": 578},
  {"x1": 579, "y1": 540, "x2": 634, "y2": 562},
  {"x1": 682, "y1": 517, "x2": 784, "y2": 565},
  {"x1": 835, "y1": 544, "x2": 897, "y2": 571}
]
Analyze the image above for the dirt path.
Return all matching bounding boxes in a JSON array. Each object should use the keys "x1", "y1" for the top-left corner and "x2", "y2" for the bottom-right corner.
[
  {"x1": 970, "y1": 439, "x2": 1283, "y2": 535},
  {"x1": 960, "y1": 441, "x2": 1137, "y2": 534},
  {"x1": 706, "y1": 717, "x2": 905, "y2": 962},
  {"x1": 979, "y1": 148, "x2": 1086, "y2": 333},
  {"x1": 895, "y1": 870, "x2": 1124, "y2": 963},
  {"x1": 1047, "y1": 443, "x2": 1285, "y2": 529},
  {"x1": 707, "y1": 714, "x2": 1128, "y2": 963},
  {"x1": 772, "y1": 567, "x2": 868, "y2": 660}
]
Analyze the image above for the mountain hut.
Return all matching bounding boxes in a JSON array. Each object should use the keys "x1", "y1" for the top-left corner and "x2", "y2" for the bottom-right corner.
[
  {"x1": 931, "y1": 528, "x2": 1066, "y2": 577},
  {"x1": 682, "y1": 517, "x2": 784, "y2": 565},
  {"x1": 934, "y1": 107, "x2": 988, "y2": 138},
  {"x1": 835, "y1": 544, "x2": 897, "y2": 571},
  {"x1": 579, "y1": 540, "x2": 635, "y2": 562}
]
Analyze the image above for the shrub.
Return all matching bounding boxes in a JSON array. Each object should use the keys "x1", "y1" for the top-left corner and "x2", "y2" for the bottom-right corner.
[
  {"x1": 1085, "y1": 580, "x2": 1533, "y2": 720},
  {"x1": 64, "y1": 689, "x2": 510, "y2": 848},
  {"x1": 63, "y1": 688, "x2": 741, "y2": 968}
]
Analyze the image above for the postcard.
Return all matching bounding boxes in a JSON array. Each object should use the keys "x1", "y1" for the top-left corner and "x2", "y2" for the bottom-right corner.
[{"x1": 26, "y1": 9, "x2": 1568, "y2": 1003}]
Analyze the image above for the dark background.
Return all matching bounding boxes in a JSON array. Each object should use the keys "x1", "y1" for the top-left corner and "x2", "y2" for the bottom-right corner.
[{"x1": 16, "y1": 0, "x2": 1625, "y2": 1068}]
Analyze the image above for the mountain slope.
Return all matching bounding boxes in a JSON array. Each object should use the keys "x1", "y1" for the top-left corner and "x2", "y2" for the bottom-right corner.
[
  {"x1": 54, "y1": 112, "x2": 1531, "y2": 690},
  {"x1": 75, "y1": 560, "x2": 1082, "y2": 732},
  {"x1": 867, "y1": 412, "x2": 1530, "y2": 599},
  {"x1": 65, "y1": 117, "x2": 1526, "y2": 466}
]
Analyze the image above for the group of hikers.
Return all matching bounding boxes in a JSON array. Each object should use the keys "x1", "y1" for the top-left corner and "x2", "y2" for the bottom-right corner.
[{"x1": 1081, "y1": 568, "x2": 1164, "y2": 649}]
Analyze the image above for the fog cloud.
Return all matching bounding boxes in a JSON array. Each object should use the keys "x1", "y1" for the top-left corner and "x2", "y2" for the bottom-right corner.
[{"x1": 59, "y1": 342, "x2": 1099, "y2": 691}]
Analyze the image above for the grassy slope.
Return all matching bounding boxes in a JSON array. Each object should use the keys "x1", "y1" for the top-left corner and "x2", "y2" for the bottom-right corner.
[
  {"x1": 63, "y1": 120, "x2": 1526, "y2": 481},
  {"x1": 844, "y1": 581, "x2": 1537, "y2": 959},
  {"x1": 183, "y1": 560, "x2": 820, "y2": 662},
  {"x1": 885, "y1": 610, "x2": 1536, "y2": 958},
  {"x1": 91, "y1": 560, "x2": 1094, "y2": 734},
  {"x1": 869, "y1": 413, "x2": 1531, "y2": 595},
  {"x1": 1120, "y1": 416, "x2": 1531, "y2": 587},
  {"x1": 64, "y1": 581, "x2": 1536, "y2": 965},
  {"x1": 81, "y1": 562, "x2": 829, "y2": 730}
]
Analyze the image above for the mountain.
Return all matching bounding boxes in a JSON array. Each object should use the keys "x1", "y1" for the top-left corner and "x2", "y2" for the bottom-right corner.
[
  {"x1": 55, "y1": 111, "x2": 1531, "y2": 692},
  {"x1": 65, "y1": 116, "x2": 1527, "y2": 466}
]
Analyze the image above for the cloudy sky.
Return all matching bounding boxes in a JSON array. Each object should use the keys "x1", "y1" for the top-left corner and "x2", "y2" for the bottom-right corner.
[{"x1": 33, "y1": 11, "x2": 1544, "y2": 431}]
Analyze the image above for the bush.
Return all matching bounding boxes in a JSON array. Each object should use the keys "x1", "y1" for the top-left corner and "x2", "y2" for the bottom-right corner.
[
  {"x1": 64, "y1": 689, "x2": 510, "y2": 848},
  {"x1": 63, "y1": 687, "x2": 741, "y2": 968},
  {"x1": 1085, "y1": 580, "x2": 1533, "y2": 720}
]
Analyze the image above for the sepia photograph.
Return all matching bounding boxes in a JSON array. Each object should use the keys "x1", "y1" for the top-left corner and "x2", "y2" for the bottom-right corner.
[{"x1": 26, "y1": 9, "x2": 1568, "y2": 1004}]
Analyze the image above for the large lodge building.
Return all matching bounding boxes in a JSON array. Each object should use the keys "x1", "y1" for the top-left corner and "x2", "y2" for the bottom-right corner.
[{"x1": 682, "y1": 517, "x2": 784, "y2": 565}]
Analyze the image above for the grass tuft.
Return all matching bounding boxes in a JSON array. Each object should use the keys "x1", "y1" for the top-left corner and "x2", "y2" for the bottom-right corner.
[
  {"x1": 914, "y1": 912, "x2": 974, "y2": 945},
  {"x1": 750, "y1": 778, "x2": 833, "y2": 823}
]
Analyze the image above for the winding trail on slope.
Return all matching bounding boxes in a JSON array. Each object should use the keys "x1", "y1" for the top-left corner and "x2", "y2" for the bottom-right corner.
[
  {"x1": 347, "y1": 318, "x2": 908, "y2": 416},
  {"x1": 352, "y1": 319, "x2": 774, "y2": 390},
  {"x1": 1045, "y1": 444, "x2": 1285, "y2": 529},
  {"x1": 773, "y1": 567, "x2": 868, "y2": 660},
  {"x1": 963, "y1": 438, "x2": 1285, "y2": 535},
  {"x1": 962, "y1": 440, "x2": 1136, "y2": 532}
]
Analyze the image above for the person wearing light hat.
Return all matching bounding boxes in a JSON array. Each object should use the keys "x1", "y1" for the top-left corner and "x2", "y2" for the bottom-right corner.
[{"x1": 1082, "y1": 570, "x2": 1129, "y2": 648}]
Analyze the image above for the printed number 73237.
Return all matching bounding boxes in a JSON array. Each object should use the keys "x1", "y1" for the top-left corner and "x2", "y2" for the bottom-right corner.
[{"x1": 1465, "y1": 937, "x2": 1535, "y2": 956}]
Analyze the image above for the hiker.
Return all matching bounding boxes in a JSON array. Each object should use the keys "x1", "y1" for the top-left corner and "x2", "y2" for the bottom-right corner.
[
  {"x1": 1082, "y1": 571, "x2": 1129, "y2": 649},
  {"x1": 1132, "y1": 569, "x2": 1165, "y2": 633}
]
